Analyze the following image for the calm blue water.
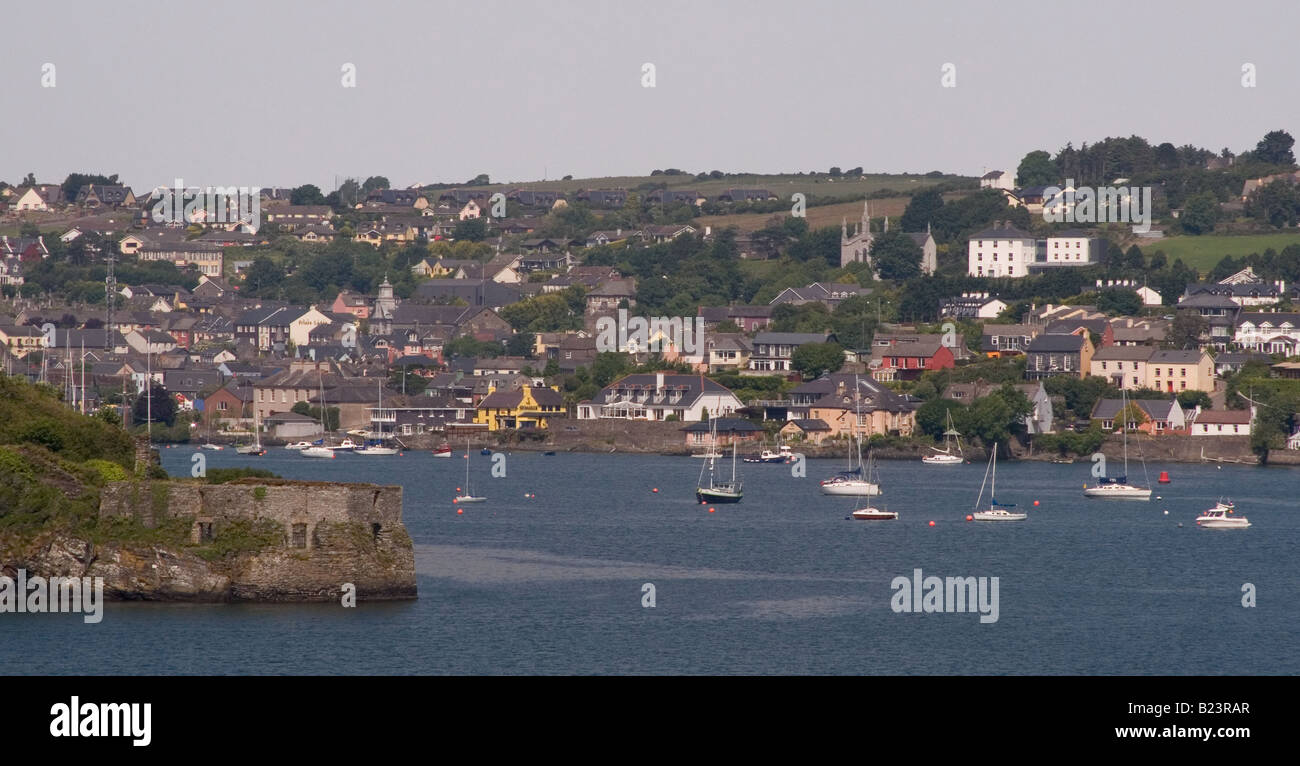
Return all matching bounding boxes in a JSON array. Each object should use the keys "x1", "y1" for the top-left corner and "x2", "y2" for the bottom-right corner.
[{"x1": 3, "y1": 446, "x2": 1295, "y2": 675}]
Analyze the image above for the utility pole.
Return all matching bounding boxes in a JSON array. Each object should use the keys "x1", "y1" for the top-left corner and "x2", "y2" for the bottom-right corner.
[{"x1": 104, "y1": 255, "x2": 116, "y2": 352}]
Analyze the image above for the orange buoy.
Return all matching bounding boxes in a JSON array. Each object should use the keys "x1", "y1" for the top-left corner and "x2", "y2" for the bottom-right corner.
[
  {"x1": 652, "y1": 488, "x2": 658, "y2": 493},
  {"x1": 1033, "y1": 500, "x2": 1040, "y2": 506},
  {"x1": 1158, "y1": 471, "x2": 1170, "y2": 484},
  {"x1": 708, "y1": 507, "x2": 715, "y2": 513},
  {"x1": 965, "y1": 515, "x2": 973, "y2": 521},
  {"x1": 457, "y1": 508, "x2": 463, "y2": 514},
  {"x1": 928, "y1": 521, "x2": 936, "y2": 527}
]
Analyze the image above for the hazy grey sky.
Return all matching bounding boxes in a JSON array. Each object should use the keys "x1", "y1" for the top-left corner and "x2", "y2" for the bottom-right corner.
[{"x1": 3, "y1": 0, "x2": 1297, "y2": 192}]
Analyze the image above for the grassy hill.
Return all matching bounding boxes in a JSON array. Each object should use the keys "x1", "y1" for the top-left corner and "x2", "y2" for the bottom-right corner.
[{"x1": 1142, "y1": 232, "x2": 1300, "y2": 273}]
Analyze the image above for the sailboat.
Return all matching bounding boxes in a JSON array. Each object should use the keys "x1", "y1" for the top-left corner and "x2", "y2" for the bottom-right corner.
[
  {"x1": 355, "y1": 381, "x2": 398, "y2": 455},
  {"x1": 695, "y1": 420, "x2": 743, "y2": 503},
  {"x1": 1083, "y1": 389, "x2": 1152, "y2": 500},
  {"x1": 972, "y1": 444, "x2": 1026, "y2": 521},
  {"x1": 236, "y1": 408, "x2": 265, "y2": 455},
  {"x1": 820, "y1": 377, "x2": 880, "y2": 496},
  {"x1": 850, "y1": 452, "x2": 897, "y2": 520},
  {"x1": 302, "y1": 377, "x2": 335, "y2": 458},
  {"x1": 922, "y1": 409, "x2": 964, "y2": 465},
  {"x1": 454, "y1": 437, "x2": 486, "y2": 503}
]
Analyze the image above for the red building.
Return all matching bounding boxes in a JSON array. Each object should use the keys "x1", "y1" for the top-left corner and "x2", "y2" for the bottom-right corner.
[{"x1": 871, "y1": 340, "x2": 955, "y2": 381}]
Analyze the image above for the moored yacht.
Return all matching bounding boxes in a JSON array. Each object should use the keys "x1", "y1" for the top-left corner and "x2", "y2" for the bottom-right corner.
[
  {"x1": 971, "y1": 445, "x2": 1026, "y2": 521},
  {"x1": 1196, "y1": 501, "x2": 1250, "y2": 529}
]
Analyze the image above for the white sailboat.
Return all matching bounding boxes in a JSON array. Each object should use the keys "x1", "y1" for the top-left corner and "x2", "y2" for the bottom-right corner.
[
  {"x1": 820, "y1": 376, "x2": 880, "y2": 496},
  {"x1": 696, "y1": 419, "x2": 743, "y2": 503},
  {"x1": 302, "y1": 378, "x2": 335, "y2": 458},
  {"x1": 355, "y1": 381, "x2": 398, "y2": 455},
  {"x1": 850, "y1": 453, "x2": 896, "y2": 520},
  {"x1": 236, "y1": 408, "x2": 266, "y2": 455},
  {"x1": 454, "y1": 437, "x2": 486, "y2": 503},
  {"x1": 922, "y1": 409, "x2": 964, "y2": 465},
  {"x1": 972, "y1": 444, "x2": 1026, "y2": 521},
  {"x1": 1083, "y1": 389, "x2": 1152, "y2": 500}
]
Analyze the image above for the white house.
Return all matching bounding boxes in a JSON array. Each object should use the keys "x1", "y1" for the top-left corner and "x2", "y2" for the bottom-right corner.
[
  {"x1": 288, "y1": 306, "x2": 335, "y2": 348},
  {"x1": 576, "y1": 373, "x2": 743, "y2": 422},
  {"x1": 1234, "y1": 312, "x2": 1300, "y2": 354},
  {"x1": 979, "y1": 170, "x2": 1015, "y2": 192},
  {"x1": 967, "y1": 222, "x2": 1036, "y2": 278},
  {"x1": 1190, "y1": 407, "x2": 1254, "y2": 437},
  {"x1": 1043, "y1": 231, "x2": 1101, "y2": 265}
]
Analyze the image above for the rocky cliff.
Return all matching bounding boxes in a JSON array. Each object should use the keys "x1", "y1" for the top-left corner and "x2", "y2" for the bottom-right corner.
[{"x1": 6, "y1": 479, "x2": 417, "y2": 603}]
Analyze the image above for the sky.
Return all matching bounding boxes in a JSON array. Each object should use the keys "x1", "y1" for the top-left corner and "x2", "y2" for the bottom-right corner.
[{"x1": 2, "y1": 0, "x2": 1298, "y2": 192}]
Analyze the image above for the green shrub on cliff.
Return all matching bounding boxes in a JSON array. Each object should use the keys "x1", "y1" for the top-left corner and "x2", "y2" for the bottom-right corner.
[
  {"x1": 203, "y1": 467, "x2": 280, "y2": 484},
  {"x1": 194, "y1": 519, "x2": 285, "y2": 561},
  {"x1": 0, "y1": 375, "x2": 133, "y2": 467},
  {"x1": 84, "y1": 458, "x2": 129, "y2": 484}
]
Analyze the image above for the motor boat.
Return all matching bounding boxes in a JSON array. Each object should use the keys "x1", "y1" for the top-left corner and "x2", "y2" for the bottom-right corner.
[
  {"x1": 285, "y1": 442, "x2": 312, "y2": 450},
  {"x1": 1195, "y1": 501, "x2": 1250, "y2": 529},
  {"x1": 432, "y1": 443, "x2": 453, "y2": 458},
  {"x1": 301, "y1": 446, "x2": 335, "y2": 458}
]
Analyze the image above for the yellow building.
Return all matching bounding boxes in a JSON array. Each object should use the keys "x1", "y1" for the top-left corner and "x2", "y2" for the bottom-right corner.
[
  {"x1": 1145, "y1": 349, "x2": 1215, "y2": 393},
  {"x1": 474, "y1": 385, "x2": 566, "y2": 430}
]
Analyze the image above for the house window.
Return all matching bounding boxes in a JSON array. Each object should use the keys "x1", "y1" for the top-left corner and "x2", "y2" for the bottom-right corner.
[{"x1": 291, "y1": 524, "x2": 308, "y2": 549}]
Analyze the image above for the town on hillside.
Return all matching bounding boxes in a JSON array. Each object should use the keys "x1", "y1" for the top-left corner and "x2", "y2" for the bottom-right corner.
[{"x1": 5, "y1": 131, "x2": 1300, "y2": 461}]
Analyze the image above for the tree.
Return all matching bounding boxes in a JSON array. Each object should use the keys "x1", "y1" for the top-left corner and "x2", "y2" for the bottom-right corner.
[
  {"x1": 1016, "y1": 150, "x2": 1056, "y2": 187},
  {"x1": 791, "y1": 342, "x2": 844, "y2": 379},
  {"x1": 1246, "y1": 180, "x2": 1300, "y2": 228},
  {"x1": 1166, "y1": 311, "x2": 1208, "y2": 349},
  {"x1": 1253, "y1": 130, "x2": 1296, "y2": 166},
  {"x1": 869, "y1": 230, "x2": 923, "y2": 281},
  {"x1": 337, "y1": 178, "x2": 362, "y2": 208},
  {"x1": 467, "y1": 173, "x2": 490, "y2": 186},
  {"x1": 900, "y1": 188, "x2": 944, "y2": 232},
  {"x1": 243, "y1": 258, "x2": 285, "y2": 296},
  {"x1": 591, "y1": 352, "x2": 630, "y2": 387},
  {"x1": 291, "y1": 184, "x2": 326, "y2": 205},
  {"x1": 916, "y1": 398, "x2": 965, "y2": 440},
  {"x1": 133, "y1": 383, "x2": 177, "y2": 427},
  {"x1": 1180, "y1": 192, "x2": 1219, "y2": 235},
  {"x1": 21, "y1": 172, "x2": 36, "y2": 187},
  {"x1": 1096, "y1": 289, "x2": 1142, "y2": 316},
  {"x1": 453, "y1": 217, "x2": 487, "y2": 241},
  {"x1": 362, "y1": 176, "x2": 390, "y2": 193},
  {"x1": 505, "y1": 331, "x2": 535, "y2": 357},
  {"x1": 1177, "y1": 390, "x2": 1212, "y2": 410}
]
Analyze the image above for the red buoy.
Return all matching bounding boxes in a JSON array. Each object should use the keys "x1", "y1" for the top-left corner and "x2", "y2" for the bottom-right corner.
[{"x1": 1158, "y1": 471, "x2": 1170, "y2": 484}]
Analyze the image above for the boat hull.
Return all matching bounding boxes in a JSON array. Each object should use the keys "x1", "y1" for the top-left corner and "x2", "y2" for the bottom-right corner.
[
  {"x1": 301, "y1": 447, "x2": 335, "y2": 458},
  {"x1": 851, "y1": 508, "x2": 897, "y2": 520},
  {"x1": 819, "y1": 481, "x2": 881, "y2": 496},
  {"x1": 921, "y1": 454, "x2": 963, "y2": 465},
  {"x1": 355, "y1": 448, "x2": 398, "y2": 455},
  {"x1": 1196, "y1": 519, "x2": 1250, "y2": 528},
  {"x1": 973, "y1": 511, "x2": 1027, "y2": 521},
  {"x1": 1083, "y1": 485, "x2": 1152, "y2": 500},
  {"x1": 696, "y1": 489, "x2": 743, "y2": 504},
  {"x1": 235, "y1": 447, "x2": 265, "y2": 455},
  {"x1": 454, "y1": 496, "x2": 486, "y2": 504}
]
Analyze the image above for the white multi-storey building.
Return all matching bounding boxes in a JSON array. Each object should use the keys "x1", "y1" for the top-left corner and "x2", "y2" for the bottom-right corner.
[{"x1": 967, "y1": 222, "x2": 1036, "y2": 278}]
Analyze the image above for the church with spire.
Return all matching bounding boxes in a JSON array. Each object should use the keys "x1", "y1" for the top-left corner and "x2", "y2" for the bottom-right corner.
[
  {"x1": 840, "y1": 201, "x2": 881, "y2": 269},
  {"x1": 840, "y1": 200, "x2": 937, "y2": 276}
]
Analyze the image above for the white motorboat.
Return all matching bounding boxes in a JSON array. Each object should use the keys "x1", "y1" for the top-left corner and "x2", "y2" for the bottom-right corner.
[
  {"x1": 971, "y1": 445, "x2": 1026, "y2": 521},
  {"x1": 284, "y1": 441, "x2": 312, "y2": 450},
  {"x1": 1083, "y1": 389, "x2": 1152, "y2": 500},
  {"x1": 354, "y1": 445, "x2": 398, "y2": 455},
  {"x1": 1196, "y1": 501, "x2": 1250, "y2": 529},
  {"x1": 432, "y1": 443, "x2": 452, "y2": 458},
  {"x1": 200, "y1": 443, "x2": 222, "y2": 451},
  {"x1": 333, "y1": 438, "x2": 359, "y2": 451},
  {"x1": 301, "y1": 446, "x2": 335, "y2": 458},
  {"x1": 922, "y1": 411, "x2": 964, "y2": 465}
]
